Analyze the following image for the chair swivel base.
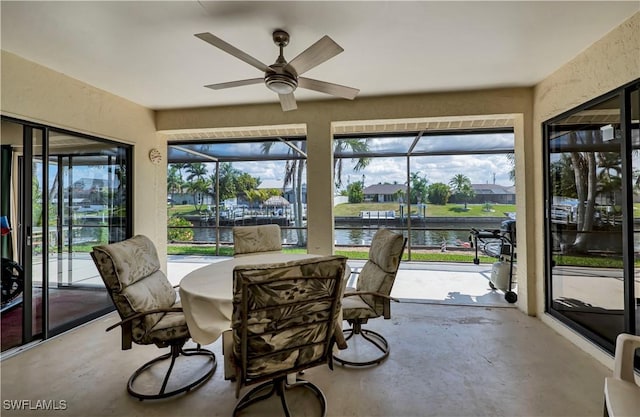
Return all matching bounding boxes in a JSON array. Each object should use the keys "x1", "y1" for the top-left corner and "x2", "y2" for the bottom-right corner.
[
  {"x1": 128, "y1": 345, "x2": 216, "y2": 400},
  {"x1": 233, "y1": 376, "x2": 327, "y2": 417},
  {"x1": 333, "y1": 325, "x2": 390, "y2": 367}
]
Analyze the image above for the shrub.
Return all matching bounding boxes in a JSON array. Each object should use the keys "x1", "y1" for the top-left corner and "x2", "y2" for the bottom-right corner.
[
  {"x1": 168, "y1": 216, "x2": 194, "y2": 242},
  {"x1": 427, "y1": 183, "x2": 451, "y2": 205}
]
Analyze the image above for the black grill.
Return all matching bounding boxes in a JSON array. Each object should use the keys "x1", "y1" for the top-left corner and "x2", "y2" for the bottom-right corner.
[{"x1": 500, "y1": 219, "x2": 516, "y2": 244}]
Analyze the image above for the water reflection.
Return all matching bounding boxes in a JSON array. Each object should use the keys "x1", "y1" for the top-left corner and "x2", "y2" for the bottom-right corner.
[{"x1": 179, "y1": 220, "x2": 504, "y2": 248}]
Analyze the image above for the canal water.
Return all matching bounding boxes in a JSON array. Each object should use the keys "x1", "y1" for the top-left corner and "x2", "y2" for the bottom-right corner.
[{"x1": 186, "y1": 219, "x2": 506, "y2": 248}]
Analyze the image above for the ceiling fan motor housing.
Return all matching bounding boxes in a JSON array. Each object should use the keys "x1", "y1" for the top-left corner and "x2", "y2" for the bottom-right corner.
[{"x1": 265, "y1": 64, "x2": 298, "y2": 94}]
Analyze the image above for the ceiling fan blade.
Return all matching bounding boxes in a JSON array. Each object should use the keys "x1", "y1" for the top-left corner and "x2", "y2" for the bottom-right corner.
[
  {"x1": 204, "y1": 78, "x2": 264, "y2": 90},
  {"x1": 287, "y1": 35, "x2": 343, "y2": 76},
  {"x1": 298, "y1": 77, "x2": 359, "y2": 100},
  {"x1": 279, "y1": 93, "x2": 297, "y2": 111},
  {"x1": 195, "y1": 32, "x2": 270, "y2": 73}
]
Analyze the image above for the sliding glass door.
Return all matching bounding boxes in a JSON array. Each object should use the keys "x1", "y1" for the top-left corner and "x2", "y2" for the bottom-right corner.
[
  {"x1": 544, "y1": 79, "x2": 639, "y2": 353},
  {"x1": 1, "y1": 117, "x2": 132, "y2": 352},
  {"x1": 46, "y1": 131, "x2": 129, "y2": 333}
]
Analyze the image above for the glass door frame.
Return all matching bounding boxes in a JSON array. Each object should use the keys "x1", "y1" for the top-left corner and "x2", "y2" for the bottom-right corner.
[
  {"x1": 2, "y1": 115, "x2": 133, "y2": 346},
  {"x1": 543, "y1": 79, "x2": 639, "y2": 353},
  {"x1": 18, "y1": 123, "x2": 48, "y2": 343}
]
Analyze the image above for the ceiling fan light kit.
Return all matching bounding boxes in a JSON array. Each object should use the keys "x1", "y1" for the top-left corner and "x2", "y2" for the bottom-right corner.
[{"x1": 196, "y1": 29, "x2": 359, "y2": 111}]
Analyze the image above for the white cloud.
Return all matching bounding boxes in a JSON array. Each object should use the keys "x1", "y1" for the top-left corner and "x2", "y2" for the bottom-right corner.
[{"x1": 336, "y1": 153, "x2": 513, "y2": 188}]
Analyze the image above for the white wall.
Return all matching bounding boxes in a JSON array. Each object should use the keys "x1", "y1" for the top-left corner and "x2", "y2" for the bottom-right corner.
[{"x1": 0, "y1": 51, "x2": 169, "y2": 267}]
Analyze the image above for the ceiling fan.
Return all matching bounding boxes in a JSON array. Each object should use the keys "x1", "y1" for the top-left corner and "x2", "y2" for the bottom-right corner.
[{"x1": 195, "y1": 30, "x2": 359, "y2": 111}]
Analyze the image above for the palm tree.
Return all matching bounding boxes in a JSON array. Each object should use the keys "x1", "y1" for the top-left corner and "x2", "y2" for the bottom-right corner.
[
  {"x1": 567, "y1": 130, "x2": 598, "y2": 252},
  {"x1": 449, "y1": 174, "x2": 475, "y2": 210},
  {"x1": 334, "y1": 139, "x2": 371, "y2": 189},
  {"x1": 217, "y1": 162, "x2": 239, "y2": 203},
  {"x1": 409, "y1": 172, "x2": 428, "y2": 204},
  {"x1": 596, "y1": 152, "x2": 622, "y2": 205},
  {"x1": 185, "y1": 163, "x2": 208, "y2": 183},
  {"x1": 186, "y1": 178, "x2": 208, "y2": 211},
  {"x1": 167, "y1": 166, "x2": 183, "y2": 205},
  {"x1": 263, "y1": 138, "x2": 372, "y2": 247},
  {"x1": 262, "y1": 141, "x2": 306, "y2": 245}
]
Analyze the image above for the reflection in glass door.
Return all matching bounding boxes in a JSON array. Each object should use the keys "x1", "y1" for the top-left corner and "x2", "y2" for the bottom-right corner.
[
  {"x1": 1, "y1": 117, "x2": 132, "y2": 353},
  {"x1": 46, "y1": 132, "x2": 128, "y2": 333},
  {"x1": 544, "y1": 79, "x2": 639, "y2": 354},
  {"x1": 545, "y1": 94, "x2": 625, "y2": 347}
]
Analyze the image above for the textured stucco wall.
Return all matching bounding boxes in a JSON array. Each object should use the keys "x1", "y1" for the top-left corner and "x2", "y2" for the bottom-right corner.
[
  {"x1": 532, "y1": 12, "x2": 640, "y2": 367},
  {"x1": 0, "y1": 51, "x2": 168, "y2": 267}
]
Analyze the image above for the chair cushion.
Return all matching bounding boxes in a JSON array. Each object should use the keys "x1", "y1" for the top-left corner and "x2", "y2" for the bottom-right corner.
[
  {"x1": 356, "y1": 261, "x2": 389, "y2": 295},
  {"x1": 233, "y1": 225, "x2": 282, "y2": 256},
  {"x1": 92, "y1": 234, "x2": 163, "y2": 290},
  {"x1": 232, "y1": 255, "x2": 347, "y2": 381},
  {"x1": 244, "y1": 326, "x2": 329, "y2": 378},
  {"x1": 141, "y1": 301, "x2": 190, "y2": 345},
  {"x1": 368, "y1": 228, "x2": 405, "y2": 273},
  {"x1": 122, "y1": 270, "x2": 177, "y2": 331},
  {"x1": 353, "y1": 229, "x2": 404, "y2": 313},
  {"x1": 92, "y1": 235, "x2": 177, "y2": 341},
  {"x1": 342, "y1": 289, "x2": 378, "y2": 320}
]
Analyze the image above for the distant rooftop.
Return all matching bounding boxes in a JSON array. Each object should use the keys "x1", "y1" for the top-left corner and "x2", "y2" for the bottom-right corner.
[
  {"x1": 364, "y1": 184, "x2": 407, "y2": 195},
  {"x1": 472, "y1": 184, "x2": 515, "y2": 195}
]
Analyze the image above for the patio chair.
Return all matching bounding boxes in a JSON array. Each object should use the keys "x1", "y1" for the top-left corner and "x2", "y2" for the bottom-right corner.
[
  {"x1": 603, "y1": 333, "x2": 640, "y2": 417},
  {"x1": 226, "y1": 255, "x2": 348, "y2": 417},
  {"x1": 91, "y1": 235, "x2": 216, "y2": 400},
  {"x1": 333, "y1": 228, "x2": 406, "y2": 367},
  {"x1": 232, "y1": 224, "x2": 282, "y2": 257}
]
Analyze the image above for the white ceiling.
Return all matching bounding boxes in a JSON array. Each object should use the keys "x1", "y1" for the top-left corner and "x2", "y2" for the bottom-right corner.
[{"x1": 1, "y1": 1, "x2": 638, "y2": 111}]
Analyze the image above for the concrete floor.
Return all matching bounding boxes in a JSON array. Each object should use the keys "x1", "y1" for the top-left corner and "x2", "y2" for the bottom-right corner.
[
  {"x1": 167, "y1": 256, "x2": 515, "y2": 308},
  {"x1": 0, "y1": 259, "x2": 613, "y2": 417}
]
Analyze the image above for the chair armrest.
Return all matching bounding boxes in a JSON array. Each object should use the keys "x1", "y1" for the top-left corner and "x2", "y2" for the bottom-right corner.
[
  {"x1": 344, "y1": 290, "x2": 398, "y2": 319},
  {"x1": 613, "y1": 333, "x2": 640, "y2": 383},
  {"x1": 105, "y1": 307, "x2": 183, "y2": 332},
  {"x1": 343, "y1": 291, "x2": 399, "y2": 303}
]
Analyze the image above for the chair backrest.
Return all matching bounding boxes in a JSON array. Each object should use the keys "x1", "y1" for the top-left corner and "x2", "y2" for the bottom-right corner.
[
  {"x1": 356, "y1": 229, "x2": 406, "y2": 316},
  {"x1": 232, "y1": 224, "x2": 282, "y2": 257},
  {"x1": 231, "y1": 255, "x2": 348, "y2": 386},
  {"x1": 91, "y1": 235, "x2": 176, "y2": 344}
]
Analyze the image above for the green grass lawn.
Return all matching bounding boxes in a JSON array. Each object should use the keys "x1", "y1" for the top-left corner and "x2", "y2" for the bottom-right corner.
[
  {"x1": 167, "y1": 244, "x2": 497, "y2": 263},
  {"x1": 168, "y1": 205, "x2": 201, "y2": 216},
  {"x1": 334, "y1": 202, "x2": 515, "y2": 217},
  {"x1": 169, "y1": 202, "x2": 516, "y2": 218}
]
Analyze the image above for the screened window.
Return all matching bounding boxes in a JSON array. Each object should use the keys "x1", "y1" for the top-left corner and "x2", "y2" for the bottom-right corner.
[
  {"x1": 167, "y1": 137, "x2": 307, "y2": 254},
  {"x1": 333, "y1": 130, "x2": 515, "y2": 260}
]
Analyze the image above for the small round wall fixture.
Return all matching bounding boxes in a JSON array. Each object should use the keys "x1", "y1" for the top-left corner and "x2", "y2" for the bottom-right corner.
[{"x1": 149, "y1": 148, "x2": 162, "y2": 165}]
